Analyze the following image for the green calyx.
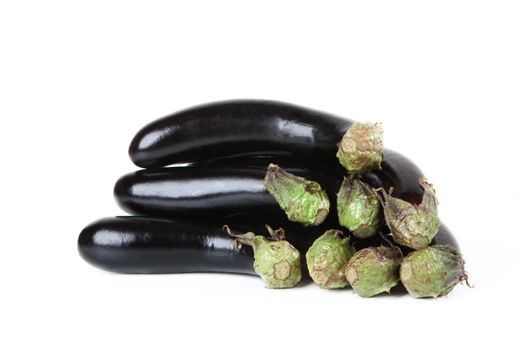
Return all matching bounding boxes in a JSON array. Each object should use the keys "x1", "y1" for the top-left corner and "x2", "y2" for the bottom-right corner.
[
  {"x1": 306, "y1": 230, "x2": 355, "y2": 289},
  {"x1": 345, "y1": 246, "x2": 403, "y2": 297},
  {"x1": 400, "y1": 245, "x2": 470, "y2": 298},
  {"x1": 336, "y1": 122, "x2": 383, "y2": 173},
  {"x1": 264, "y1": 164, "x2": 330, "y2": 226},
  {"x1": 337, "y1": 176, "x2": 382, "y2": 238},
  {"x1": 224, "y1": 225, "x2": 301, "y2": 289},
  {"x1": 376, "y1": 178, "x2": 440, "y2": 250}
]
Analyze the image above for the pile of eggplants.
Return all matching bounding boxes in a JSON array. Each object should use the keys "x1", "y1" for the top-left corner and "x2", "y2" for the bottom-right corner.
[{"x1": 79, "y1": 100, "x2": 465, "y2": 296}]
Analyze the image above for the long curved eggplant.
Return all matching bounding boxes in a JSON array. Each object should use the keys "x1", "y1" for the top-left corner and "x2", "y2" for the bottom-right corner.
[
  {"x1": 78, "y1": 216, "x2": 256, "y2": 275},
  {"x1": 129, "y1": 100, "x2": 426, "y2": 205},
  {"x1": 129, "y1": 100, "x2": 353, "y2": 168},
  {"x1": 115, "y1": 149, "x2": 422, "y2": 223},
  {"x1": 78, "y1": 215, "x2": 343, "y2": 276},
  {"x1": 78, "y1": 216, "x2": 459, "y2": 275},
  {"x1": 114, "y1": 162, "x2": 343, "y2": 220}
]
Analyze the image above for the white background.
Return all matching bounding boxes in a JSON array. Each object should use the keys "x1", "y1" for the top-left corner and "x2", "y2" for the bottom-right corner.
[{"x1": 1, "y1": 1, "x2": 522, "y2": 349}]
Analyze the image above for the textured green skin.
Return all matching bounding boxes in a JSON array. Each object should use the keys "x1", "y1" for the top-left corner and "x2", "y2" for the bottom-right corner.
[
  {"x1": 252, "y1": 236, "x2": 302, "y2": 289},
  {"x1": 305, "y1": 230, "x2": 355, "y2": 289},
  {"x1": 337, "y1": 176, "x2": 382, "y2": 238},
  {"x1": 264, "y1": 164, "x2": 330, "y2": 226},
  {"x1": 336, "y1": 122, "x2": 383, "y2": 173},
  {"x1": 345, "y1": 246, "x2": 403, "y2": 297},
  {"x1": 378, "y1": 179, "x2": 440, "y2": 250},
  {"x1": 400, "y1": 245, "x2": 466, "y2": 298}
]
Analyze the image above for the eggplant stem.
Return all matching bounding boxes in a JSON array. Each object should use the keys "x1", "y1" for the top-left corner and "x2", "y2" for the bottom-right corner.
[
  {"x1": 223, "y1": 225, "x2": 255, "y2": 247},
  {"x1": 265, "y1": 225, "x2": 286, "y2": 241}
]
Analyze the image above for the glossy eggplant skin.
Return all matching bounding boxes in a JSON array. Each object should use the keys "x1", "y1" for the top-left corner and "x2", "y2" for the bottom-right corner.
[
  {"x1": 78, "y1": 216, "x2": 459, "y2": 275},
  {"x1": 78, "y1": 216, "x2": 256, "y2": 275},
  {"x1": 129, "y1": 100, "x2": 353, "y2": 168},
  {"x1": 114, "y1": 163, "x2": 343, "y2": 220},
  {"x1": 367, "y1": 149, "x2": 425, "y2": 204}
]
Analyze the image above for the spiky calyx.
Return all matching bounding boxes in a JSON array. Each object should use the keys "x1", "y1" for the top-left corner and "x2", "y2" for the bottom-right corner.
[
  {"x1": 376, "y1": 178, "x2": 440, "y2": 250},
  {"x1": 345, "y1": 246, "x2": 403, "y2": 297},
  {"x1": 336, "y1": 122, "x2": 383, "y2": 173},
  {"x1": 264, "y1": 164, "x2": 330, "y2": 226},
  {"x1": 224, "y1": 225, "x2": 301, "y2": 289},
  {"x1": 337, "y1": 176, "x2": 382, "y2": 238},
  {"x1": 306, "y1": 230, "x2": 355, "y2": 289},
  {"x1": 400, "y1": 245, "x2": 470, "y2": 298}
]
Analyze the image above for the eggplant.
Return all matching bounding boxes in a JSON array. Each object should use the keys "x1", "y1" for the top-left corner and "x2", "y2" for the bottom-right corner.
[
  {"x1": 115, "y1": 149, "x2": 420, "y2": 222},
  {"x1": 114, "y1": 162, "x2": 343, "y2": 221},
  {"x1": 128, "y1": 99, "x2": 427, "y2": 204},
  {"x1": 129, "y1": 100, "x2": 353, "y2": 168},
  {"x1": 78, "y1": 215, "x2": 338, "y2": 276},
  {"x1": 78, "y1": 216, "x2": 459, "y2": 276},
  {"x1": 78, "y1": 216, "x2": 256, "y2": 275}
]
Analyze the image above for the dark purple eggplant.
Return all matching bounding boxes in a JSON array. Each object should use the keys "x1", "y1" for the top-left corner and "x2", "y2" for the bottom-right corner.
[
  {"x1": 128, "y1": 99, "x2": 427, "y2": 204},
  {"x1": 129, "y1": 100, "x2": 353, "y2": 168},
  {"x1": 114, "y1": 162, "x2": 343, "y2": 221},
  {"x1": 128, "y1": 99, "x2": 426, "y2": 205},
  {"x1": 78, "y1": 216, "x2": 458, "y2": 276},
  {"x1": 367, "y1": 149, "x2": 425, "y2": 204},
  {"x1": 78, "y1": 215, "x2": 342, "y2": 276},
  {"x1": 115, "y1": 149, "x2": 419, "y2": 222},
  {"x1": 78, "y1": 216, "x2": 256, "y2": 275}
]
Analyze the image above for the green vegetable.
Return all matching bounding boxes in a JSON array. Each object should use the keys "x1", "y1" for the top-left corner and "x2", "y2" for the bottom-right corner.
[
  {"x1": 336, "y1": 122, "x2": 383, "y2": 173},
  {"x1": 400, "y1": 245, "x2": 470, "y2": 298},
  {"x1": 224, "y1": 225, "x2": 301, "y2": 288},
  {"x1": 376, "y1": 178, "x2": 440, "y2": 250},
  {"x1": 345, "y1": 246, "x2": 403, "y2": 297},
  {"x1": 306, "y1": 230, "x2": 355, "y2": 289},
  {"x1": 264, "y1": 164, "x2": 330, "y2": 226},
  {"x1": 337, "y1": 176, "x2": 382, "y2": 238}
]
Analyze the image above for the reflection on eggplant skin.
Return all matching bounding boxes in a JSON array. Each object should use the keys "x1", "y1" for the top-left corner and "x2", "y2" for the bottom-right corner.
[
  {"x1": 276, "y1": 119, "x2": 315, "y2": 140},
  {"x1": 137, "y1": 127, "x2": 174, "y2": 150},
  {"x1": 130, "y1": 178, "x2": 266, "y2": 199},
  {"x1": 92, "y1": 230, "x2": 137, "y2": 247}
]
